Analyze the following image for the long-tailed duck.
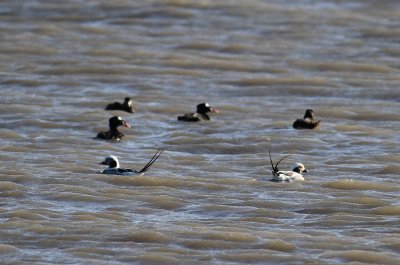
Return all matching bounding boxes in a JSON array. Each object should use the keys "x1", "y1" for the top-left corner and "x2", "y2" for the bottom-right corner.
[
  {"x1": 100, "y1": 149, "x2": 163, "y2": 175},
  {"x1": 293, "y1": 109, "x2": 321, "y2": 129},
  {"x1": 177, "y1": 103, "x2": 219, "y2": 122},
  {"x1": 105, "y1": 97, "x2": 135, "y2": 114},
  {"x1": 268, "y1": 150, "x2": 308, "y2": 182},
  {"x1": 96, "y1": 116, "x2": 130, "y2": 141}
]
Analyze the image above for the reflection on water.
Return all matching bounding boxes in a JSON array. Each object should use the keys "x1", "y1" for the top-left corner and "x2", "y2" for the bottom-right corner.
[{"x1": 1, "y1": 0, "x2": 400, "y2": 264}]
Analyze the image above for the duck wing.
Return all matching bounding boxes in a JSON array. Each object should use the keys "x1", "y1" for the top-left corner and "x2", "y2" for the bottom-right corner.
[
  {"x1": 105, "y1": 102, "x2": 123, "y2": 110},
  {"x1": 96, "y1": 130, "x2": 124, "y2": 141},
  {"x1": 96, "y1": 130, "x2": 112, "y2": 140},
  {"x1": 177, "y1": 113, "x2": 201, "y2": 122},
  {"x1": 293, "y1": 119, "x2": 320, "y2": 129}
]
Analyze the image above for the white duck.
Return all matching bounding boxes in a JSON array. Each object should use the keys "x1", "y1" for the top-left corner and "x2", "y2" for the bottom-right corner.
[
  {"x1": 268, "y1": 150, "x2": 308, "y2": 182},
  {"x1": 100, "y1": 149, "x2": 163, "y2": 175}
]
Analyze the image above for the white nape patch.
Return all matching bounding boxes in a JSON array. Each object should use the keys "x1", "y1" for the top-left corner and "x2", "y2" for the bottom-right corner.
[
  {"x1": 108, "y1": 155, "x2": 119, "y2": 161},
  {"x1": 107, "y1": 155, "x2": 120, "y2": 168},
  {"x1": 128, "y1": 100, "x2": 132, "y2": 106}
]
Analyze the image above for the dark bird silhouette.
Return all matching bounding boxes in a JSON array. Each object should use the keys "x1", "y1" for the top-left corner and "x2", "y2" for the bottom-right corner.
[
  {"x1": 293, "y1": 109, "x2": 321, "y2": 129},
  {"x1": 105, "y1": 97, "x2": 135, "y2": 114},
  {"x1": 177, "y1": 103, "x2": 219, "y2": 122},
  {"x1": 96, "y1": 116, "x2": 131, "y2": 141}
]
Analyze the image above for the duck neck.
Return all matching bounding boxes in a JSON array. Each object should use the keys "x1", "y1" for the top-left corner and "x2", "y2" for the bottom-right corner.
[
  {"x1": 304, "y1": 112, "x2": 314, "y2": 120},
  {"x1": 109, "y1": 124, "x2": 120, "y2": 133},
  {"x1": 198, "y1": 112, "x2": 210, "y2": 120}
]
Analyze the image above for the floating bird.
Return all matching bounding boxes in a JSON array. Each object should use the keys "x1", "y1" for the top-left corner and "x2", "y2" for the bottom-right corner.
[
  {"x1": 96, "y1": 116, "x2": 130, "y2": 141},
  {"x1": 177, "y1": 103, "x2": 219, "y2": 122},
  {"x1": 100, "y1": 149, "x2": 163, "y2": 175},
  {"x1": 268, "y1": 150, "x2": 308, "y2": 182},
  {"x1": 293, "y1": 109, "x2": 321, "y2": 129},
  {"x1": 105, "y1": 97, "x2": 135, "y2": 114}
]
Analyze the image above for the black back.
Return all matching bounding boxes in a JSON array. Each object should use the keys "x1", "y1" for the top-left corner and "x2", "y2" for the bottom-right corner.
[
  {"x1": 105, "y1": 97, "x2": 134, "y2": 113},
  {"x1": 293, "y1": 119, "x2": 320, "y2": 129},
  {"x1": 96, "y1": 130, "x2": 125, "y2": 141}
]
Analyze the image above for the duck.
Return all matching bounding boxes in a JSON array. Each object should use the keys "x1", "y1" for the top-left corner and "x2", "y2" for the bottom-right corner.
[
  {"x1": 177, "y1": 103, "x2": 219, "y2": 122},
  {"x1": 96, "y1": 116, "x2": 130, "y2": 141},
  {"x1": 100, "y1": 149, "x2": 163, "y2": 175},
  {"x1": 105, "y1": 97, "x2": 135, "y2": 114},
  {"x1": 268, "y1": 150, "x2": 308, "y2": 182},
  {"x1": 293, "y1": 109, "x2": 321, "y2": 129}
]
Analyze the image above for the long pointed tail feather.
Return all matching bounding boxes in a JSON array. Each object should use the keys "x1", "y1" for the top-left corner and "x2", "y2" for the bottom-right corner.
[
  {"x1": 135, "y1": 149, "x2": 164, "y2": 174},
  {"x1": 268, "y1": 149, "x2": 278, "y2": 175},
  {"x1": 275, "y1": 154, "x2": 290, "y2": 172},
  {"x1": 268, "y1": 149, "x2": 290, "y2": 177}
]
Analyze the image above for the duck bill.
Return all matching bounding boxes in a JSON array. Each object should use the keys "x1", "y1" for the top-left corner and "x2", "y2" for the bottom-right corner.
[
  {"x1": 122, "y1": 121, "x2": 131, "y2": 128},
  {"x1": 100, "y1": 161, "x2": 107, "y2": 165},
  {"x1": 210, "y1": 107, "x2": 219, "y2": 114},
  {"x1": 303, "y1": 169, "x2": 309, "y2": 173}
]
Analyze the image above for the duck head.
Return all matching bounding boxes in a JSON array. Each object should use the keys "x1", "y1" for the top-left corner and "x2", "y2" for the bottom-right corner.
[
  {"x1": 304, "y1": 109, "x2": 315, "y2": 120},
  {"x1": 196, "y1": 103, "x2": 219, "y2": 115},
  {"x1": 291, "y1": 162, "x2": 308, "y2": 173},
  {"x1": 124, "y1": 97, "x2": 133, "y2": 107},
  {"x1": 100, "y1": 155, "x2": 120, "y2": 168},
  {"x1": 109, "y1": 116, "x2": 131, "y2": 130}
]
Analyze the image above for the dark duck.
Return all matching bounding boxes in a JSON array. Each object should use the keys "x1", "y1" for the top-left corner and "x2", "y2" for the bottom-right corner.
[
  {"x1": 177, "y1": 103, "x2": 219, "y2": 122},
  {"x1": 105, "y1": 97, "x2": 135, "y2": 114},
  {"x1": 96, "y1": 116, "x2": 131, "y2": 141},
  {"x1": 293, "y1": 109, "x2": 321, "y2": 129}
]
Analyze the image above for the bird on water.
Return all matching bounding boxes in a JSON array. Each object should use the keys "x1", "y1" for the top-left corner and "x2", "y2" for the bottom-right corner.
[
  {"x1": 268, "y1": 150, "x2": 308, "y2": 182},
  {"x1": 100, "y1": 149, "x2": 163, "y2": 175},
  {"x1": 96, "y1": 116, "x2": 131, "y2": 141},
  {"x1": 177, "y1": 103, "x2": 219, "y2": 122},
  {"x1": 293, "y1": 109, "x2": 321, "y2": 129}
]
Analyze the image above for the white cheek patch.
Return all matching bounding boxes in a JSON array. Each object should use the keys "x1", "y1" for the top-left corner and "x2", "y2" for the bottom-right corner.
[
  {"x1": 205, "y1": 103, "x2": 210, "y2": 107},
  {"x1": 117, "y1": 116, "x2": 122, "y2": 120}
]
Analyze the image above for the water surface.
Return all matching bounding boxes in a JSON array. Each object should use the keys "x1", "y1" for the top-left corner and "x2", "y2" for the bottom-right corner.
[{"x1": 1, "y1": 1, "x2": 400, "y2": 264}]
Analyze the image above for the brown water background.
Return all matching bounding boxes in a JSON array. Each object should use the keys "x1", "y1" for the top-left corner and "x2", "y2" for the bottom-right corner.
[{"x1": 1, "y1": 1, "x2": 400, "y2": 264}]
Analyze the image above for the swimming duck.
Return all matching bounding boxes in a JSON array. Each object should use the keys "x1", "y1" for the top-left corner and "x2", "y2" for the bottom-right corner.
[
  {"x1": 105, "y1": 97, "x2": 135, "y2": 114},
  {"x1": 96, "y1": 116, "x2": 130, "y2": 141},
  {"x1": 293, "y1": 109, "x2": 321, "y2": 129},
  {"x1": 100, "y1": 149, "x2": 163, "y2": 175},
  {"x1": 268, "y1": 150, "x2": 308, "y2": 182},
  {"x1": 177, "y1": 103, "x2": 219, "y2": 122}
]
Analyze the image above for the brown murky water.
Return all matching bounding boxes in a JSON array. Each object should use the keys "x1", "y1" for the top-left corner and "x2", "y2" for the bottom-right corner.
[{"x1": 1, "y1": 1, "x2": 400, "y2": 264}]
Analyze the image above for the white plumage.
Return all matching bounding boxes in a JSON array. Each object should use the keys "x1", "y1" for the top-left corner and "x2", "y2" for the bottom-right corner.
[{"x1": 268, "y1": 150, "x2": 308, "y2": 182}]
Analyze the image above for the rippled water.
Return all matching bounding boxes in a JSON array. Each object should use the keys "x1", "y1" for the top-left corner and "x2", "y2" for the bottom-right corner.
[{"x1": 1, "y1": 1, "x2": 400, "y2": 264}]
